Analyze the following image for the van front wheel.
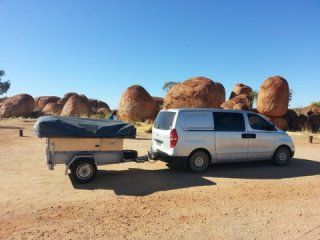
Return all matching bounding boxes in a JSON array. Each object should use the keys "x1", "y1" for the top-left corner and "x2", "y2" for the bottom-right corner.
[
  {"x1": 273, "y1": 146, "x2": 291, "y2": 166},
  {"x1": 188, "y1": 151, "x2": 210, "y2": 173}
]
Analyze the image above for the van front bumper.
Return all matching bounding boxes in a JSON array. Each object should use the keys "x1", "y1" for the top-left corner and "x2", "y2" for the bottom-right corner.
[{"x1": 149, "y1": 150, "x2": 188, "y2": 166}]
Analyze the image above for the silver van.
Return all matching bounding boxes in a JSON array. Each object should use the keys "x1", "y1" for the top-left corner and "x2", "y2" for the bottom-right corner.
[{"x1": 150, "y1": 109, "x2": 295, "y2": 172}]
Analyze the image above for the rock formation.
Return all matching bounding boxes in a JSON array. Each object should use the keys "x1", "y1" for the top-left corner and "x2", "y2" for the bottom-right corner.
[
  {"x1": 42, "y1": 103, "x2": 64, "y2": 116},
  {"x1": 57, "y1": 92, "x2": 78, "y2": 105},
  {"x1": 257, "y1": 76, "x2": 289, "y2": 117},
  {"x1": 221, "y1": 94, "x2": 252, "y2": 110},
  {"x1": 0, "y1": 97, "x2": 7, "y2": 103},
  {"x1": 152, "y1": 96, "x2": 164, "y2": 110},
  {"x1": 163, "y1": 76, "x2": 225, "y2": 109},
  {"x1": 284, "y1": 109, "x2": 300, "y2": 131},
  {"x1": 89, "y1": 99, "x2": 110, "y2": 115},
  {"x1": 270, "y1": 117, "x2": 289, "y2": 131},
  {"x1": 61, "y1": 94, "x2": 90, "y2": 117},
  {"x1": 35, "y1": 96, "x2": 60, "y2": 109},
  {"x1": 118, "y1": 85, "x2": 158, "y2": 122},
  {"x1": 96, "y1": 107, "x2": 110, "y2": 118},
  {"x1": 229, "y1": 83, "x2": 253, "y2": 99},
  {"x1": 0, "y1": 94, "x2": 35, "y2": 118},
  {"x1": 308, "y1": 113, "x2": 320, "y2": 133}
]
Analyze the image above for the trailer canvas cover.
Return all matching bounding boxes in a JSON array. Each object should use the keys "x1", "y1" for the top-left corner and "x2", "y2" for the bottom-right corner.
[{"x1": 34, "y1": 116, "x2": 136, "y2": 138}]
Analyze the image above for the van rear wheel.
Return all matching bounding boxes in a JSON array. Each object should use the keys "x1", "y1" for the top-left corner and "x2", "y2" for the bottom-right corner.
[{"x1": 188, "y1": 151, "x2": 210, "y2": 173}]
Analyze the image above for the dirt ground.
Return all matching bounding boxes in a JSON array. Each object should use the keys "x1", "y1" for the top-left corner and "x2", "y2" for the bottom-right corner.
[{"x1": 0, "y1": 119, "x2": 319, "y2": 240}]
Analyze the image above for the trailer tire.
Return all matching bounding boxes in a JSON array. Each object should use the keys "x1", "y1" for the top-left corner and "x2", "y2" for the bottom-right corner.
[{"x1": 70, "y1": 158, "x2": 97, "y2": 184}]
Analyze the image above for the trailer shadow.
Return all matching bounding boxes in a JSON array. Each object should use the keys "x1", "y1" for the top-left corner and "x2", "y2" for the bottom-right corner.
[
  {"x1": 71, "y1": 168, "x2": 216, "y2": 196},
  {"x1": 204, "y1": 158, "x2": 320, "y2": 180}
]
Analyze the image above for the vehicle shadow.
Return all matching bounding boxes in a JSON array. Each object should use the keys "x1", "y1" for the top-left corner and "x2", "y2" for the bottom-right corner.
[
  {"x1": 71, "y1": 158, "x2": 320, "y2": 196},
  {"x1": 71, "y1": 168, "x2": 216, "y2": 196},
  {"x1": 205, "y1": 158, "x2": 320, "y2": 179}
]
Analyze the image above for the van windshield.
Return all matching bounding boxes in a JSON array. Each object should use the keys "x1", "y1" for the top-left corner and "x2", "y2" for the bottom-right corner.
[{"x1": 154, "y1": 112, "x2": 176, "y2": 130}]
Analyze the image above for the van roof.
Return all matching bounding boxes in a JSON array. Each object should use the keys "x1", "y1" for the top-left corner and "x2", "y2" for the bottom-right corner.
[{"x1": 161, "y1": 108, "x2": 256, "y2": 114}]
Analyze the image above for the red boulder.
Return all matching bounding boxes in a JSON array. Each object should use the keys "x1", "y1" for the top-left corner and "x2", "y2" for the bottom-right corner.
[
  {"x1": 61, "y1": 94, "x2": 90, "y2": 117},
  {"x1": 118, "y1": 85, "x2": 158, "y2": 122},
  {"x1": 163, "y1": 76, "x2": 225, "y2": 109},
  {"x1": 35, "y1": 96, "x2": 60, "y2": 109},
  {"x1": 221, "y1": 94, "x2": 252, "y2": 110},
  {"x1": 257, "y1": 76, "x2": 289, "y2": 117},
  {"x1": 284, "y1": 109, "x2": 300, "y2": 131},
  {"x1": 0, "y1": 94, "x2": 35, "y2": 118},
  {"x1": 42, "y1": 103, "x2": 64, "y2": 116},
  {"x1": 229, "y1": 83, "x2": 253, "y2": 99},
  {"x1": 270, "y1": 117, "x2": 289, "y2": 131}
]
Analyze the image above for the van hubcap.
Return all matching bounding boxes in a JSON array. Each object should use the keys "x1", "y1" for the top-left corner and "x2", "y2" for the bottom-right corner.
[
  {"x1": 194, "y1": 157, "x2": 204, "y2": 167},
  {"x1": 279, "y1": 152, "x2": 287, "y2": 162}
]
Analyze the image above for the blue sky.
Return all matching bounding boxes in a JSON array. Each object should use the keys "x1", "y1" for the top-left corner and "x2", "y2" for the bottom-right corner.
[{"x1": 0, "y1": 0, "x2": 319, "y2": 108}]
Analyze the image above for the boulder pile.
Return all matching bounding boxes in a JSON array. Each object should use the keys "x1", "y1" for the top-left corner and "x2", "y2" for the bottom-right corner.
[
  {"x1": 0, "y1": 74, "x2": 318, "y2": 132},
  {"x1": 0, "y1": 93, "x2": 110, "y2": 118},
  {"x1": 221, "y1": 83, "x2": 253, "y2": 110}
]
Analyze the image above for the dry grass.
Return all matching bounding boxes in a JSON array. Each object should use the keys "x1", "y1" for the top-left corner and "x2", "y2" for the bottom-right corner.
[
  {"x1": 134, "y1": 121, "x2": 153, "y2": 133},
  {"x1": 288, "y1": 131, "x2": 320, "y2": 145},
  {"x1": 288, "y1": 130, "x2": 320, "y2": 139}
]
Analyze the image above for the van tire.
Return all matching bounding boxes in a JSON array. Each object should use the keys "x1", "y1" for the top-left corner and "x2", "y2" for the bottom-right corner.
[
  {"x1": 70, "y1": 158, "x2": 97, "y2": 184},
  {"x1": 273, "y1": 146, "x2": 291, "y2": 166},
  {"x1": 188, "y1": 151, "x2": 210, "y2": 173}
]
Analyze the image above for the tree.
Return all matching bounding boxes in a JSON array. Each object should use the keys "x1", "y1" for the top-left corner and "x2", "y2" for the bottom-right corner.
[
  {"x1": 288, "y1": 89, "x2": 293, "y2": 105},
  {"x1": 250, "y1": 90, "x2": 259, "y2": 104},
  {"x1": 311, "y1": 101, "x2": 320, "y2": 108},
  {"x1": 162, "y1": 81, "x2": 179, "y2": 92},
  {"x1": 0, "y1": 70, "x2": 11, "y2": 95}
]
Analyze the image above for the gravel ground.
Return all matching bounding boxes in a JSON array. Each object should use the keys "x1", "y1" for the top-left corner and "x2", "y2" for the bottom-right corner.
[{"x1": 0, "y1": 119, "x2": 319, "y2": 240}]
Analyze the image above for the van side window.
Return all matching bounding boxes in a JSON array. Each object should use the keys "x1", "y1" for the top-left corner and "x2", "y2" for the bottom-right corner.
[
  {"x1": 154, "y1": 112, "x2": 176, "y2": 130},
  {"x1": 214, "y1": 112, "x2": 245, "y2": 132},
  {"x1": 248, "y1": 113, "x2": 275, "y2": 131},
  {"x1": 183, "y1": 115, "x2": 213, "y2": 130}
]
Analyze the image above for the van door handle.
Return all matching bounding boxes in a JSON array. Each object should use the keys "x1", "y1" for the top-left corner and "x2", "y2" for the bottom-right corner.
[{"x1": 242, "y1": 133, "x2": 256, "y2": 139}]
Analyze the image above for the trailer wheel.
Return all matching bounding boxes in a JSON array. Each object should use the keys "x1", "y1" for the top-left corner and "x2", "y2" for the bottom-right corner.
[{"x1": 70, "y1": 158, "x2": 97, "y2": 184}]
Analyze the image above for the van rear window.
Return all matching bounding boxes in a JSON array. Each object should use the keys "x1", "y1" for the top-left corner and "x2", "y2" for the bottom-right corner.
[{"x1": 154, "y1": 112, "x2": 176, "y2": 130}]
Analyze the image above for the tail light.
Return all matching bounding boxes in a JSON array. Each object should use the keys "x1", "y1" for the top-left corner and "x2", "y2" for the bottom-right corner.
[{"x1": 170, "y1": 129, "x2": 178, "y2": 148}]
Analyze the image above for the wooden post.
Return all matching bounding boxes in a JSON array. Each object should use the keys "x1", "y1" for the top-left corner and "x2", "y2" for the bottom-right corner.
[
  {"x1": 309, "y1": 136, "x2": 313, "y2": 143},
  {"x1": 19, "y1": 129, "x2": 23, "y2": 137}
]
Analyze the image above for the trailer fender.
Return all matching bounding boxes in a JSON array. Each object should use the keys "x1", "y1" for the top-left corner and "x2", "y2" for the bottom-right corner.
[{"x1": 65, "y1": 154, "x2": 96, "y2": 175}]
